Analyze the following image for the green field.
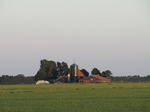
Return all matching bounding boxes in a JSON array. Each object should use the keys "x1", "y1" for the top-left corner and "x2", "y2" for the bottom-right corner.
[{"x1": 0, "y1": 83, "x2": 150, "y2": 112}]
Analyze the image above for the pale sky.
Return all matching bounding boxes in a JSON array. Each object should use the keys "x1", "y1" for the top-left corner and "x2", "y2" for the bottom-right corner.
[{"x1": 0, "y1": 0, "x2": 150, "y2": 76}]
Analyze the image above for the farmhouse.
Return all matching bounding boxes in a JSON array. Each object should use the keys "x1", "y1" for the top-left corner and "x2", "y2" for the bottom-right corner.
[
  {"x1": 54, "y1": 64, "x2": 111, "y2": 83},
  {"x1": 79, "y1": 75, "x2": 111, "y2": 83},
  {"x1": 36, "y1": 64, "x2": 111, "y2": 84}
]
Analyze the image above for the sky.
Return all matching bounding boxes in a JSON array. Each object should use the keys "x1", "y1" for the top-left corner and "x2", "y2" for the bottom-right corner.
[{"x1": 0, "y1": 0, "x2": 150, "y2": 76}]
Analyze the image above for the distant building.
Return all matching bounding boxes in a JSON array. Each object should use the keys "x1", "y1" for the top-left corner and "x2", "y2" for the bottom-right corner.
[
  {"x1": 79, "y1": 75, "x2": 111, "y2": 83},
  {"x1": 54, "y1": 64, "x2": 85, "y2": 83},
  {"x1": 78, "y1": 69, "x2": 84, "y2": 77},
  {"x1": 55, "y1": 64, "x2": 110, "y2": 84},
  {"x1": 55, "y1": 75, "x2": 68, "y2": 83},
  {"x1": 36, "y1": 80, "x2": 49, "y2": 84},
  {"x1": 67, "y1": 73, "x2": 71, "y2": 82}
]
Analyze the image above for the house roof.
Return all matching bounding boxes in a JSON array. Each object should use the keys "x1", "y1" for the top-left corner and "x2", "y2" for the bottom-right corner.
[
  {"x1": 91, "y1": 75, "x2": 109, "y2": 80},
  {"x1": 83, "y1": 75, "x2": 110, "y2": 81},
  {"x1": 56, "y1": 75, "x2": 67, "y2": 80},
  {"x1": 78, "y1": 70, "x2": 84, "y2": 76},
  {"x1": 55, "y1": 75, "x2": 68, "y2": 83}
]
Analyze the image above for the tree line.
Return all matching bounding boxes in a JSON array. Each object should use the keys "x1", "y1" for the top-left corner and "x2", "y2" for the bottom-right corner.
[
  {"x1": 111, "y1": 75, "x2": 150, "y2": 82},
  {"x1": 1, "y1": 74, "x2": 150, "y2": 84},
  {"x1": 0, "y1": 74, "x2": 35, "y2": 85},
  {"x1": 1, "y1": 59, "x2": 149, "y2": 84}
]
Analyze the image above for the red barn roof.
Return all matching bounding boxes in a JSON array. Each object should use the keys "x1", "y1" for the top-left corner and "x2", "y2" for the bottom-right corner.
[
  {"x1": 91, "y1": 75, "x2": 110, "y2": 80},
  {"x1": 78, "y1": 70, "x2": 84, "y2": 76},
  {"x1": 79, "y1": 75, "x2": 110, "y2": 83}
]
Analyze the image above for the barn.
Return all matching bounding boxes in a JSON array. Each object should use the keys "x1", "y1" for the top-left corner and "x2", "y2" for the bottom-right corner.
[{"x1": 79, "y1": 75, "x2": 111, "y2": 83}]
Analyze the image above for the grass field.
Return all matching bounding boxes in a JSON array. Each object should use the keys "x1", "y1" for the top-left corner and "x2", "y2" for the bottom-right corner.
[{"x1": 0, "y1": 83, "x2": 150, "y2": 112}]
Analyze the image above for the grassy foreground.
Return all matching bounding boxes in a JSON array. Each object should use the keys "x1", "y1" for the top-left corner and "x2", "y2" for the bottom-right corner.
[{"x1": 0, "y1": 83, "x2": 150, "y2": 112}]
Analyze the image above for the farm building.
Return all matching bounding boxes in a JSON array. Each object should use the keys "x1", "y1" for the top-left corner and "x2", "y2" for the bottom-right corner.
[
  {"x1": 55, "y1": 75, "x2": 68, "y2": 83},
  {"x1": 55, "y1": 64, "x2": 85, "y2": 83},
  {"x1": 35, "y1": 64, "x2": 111, "y2": 84},
  {"x1": 36, "y1": 80, "x2": 49, "y2": 84},
  {"x1": 79, "y1": 75, "x2": 111, "y2": 83},
  {"x1": 69, "y1": 64, "x2": 84, "y2": 82},
  {"x1": 55, "y1": 70, "x2": 84, "y2": 83}
]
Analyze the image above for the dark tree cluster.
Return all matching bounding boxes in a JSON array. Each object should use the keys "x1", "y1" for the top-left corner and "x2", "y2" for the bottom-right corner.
[
  {"x1": 111, "y1": 75, "x2": 150, "y2": 82},
  {"x1": 91, "y1": 68, "x2": 101, "y2": 75},
  {"x1": 0, "y1": 74, "x2": 35, "y2": 85},
  {"x1": 34, "y1": 59, "x2": 69, "y2": 81},
  {"x1": 102, "y1": 70, "x2": 112, "y2": 78},
  {"x1": 80, "y1": 69, "x2": 89, "y2": 77},
  {"x1": 34, "y1": 60, "x2": 113, "y2": 81},
  {"x1": 91, "y1": 68, "x2": 112, "y2": 78}
]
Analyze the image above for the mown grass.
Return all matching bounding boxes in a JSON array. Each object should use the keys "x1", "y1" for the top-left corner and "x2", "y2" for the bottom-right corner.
[{"x1": 0, "y1": 83, "x2": 150, "y2": 112}]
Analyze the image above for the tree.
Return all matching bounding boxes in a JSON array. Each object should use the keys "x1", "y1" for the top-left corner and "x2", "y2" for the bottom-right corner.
[
  {"x1": 34, "y1": 59, "x2": 58, "y2": 81},
  {"x1": 0, "y1": 74, "x2": 35, "y2": 84},
  {"x1": 91, "y1": 68, "x2": 101, "y2": 75},
  {"x1": 62, "y1": 62, "x2": 69, "y2": 76},
  {"x1": 1, "y1": 75, "x2": 11, "y2": 84},
  {"x1": 102, "y1": 70, "x2": 112, "y2": 78},
  {"x1": 57, "y1": 62, "x2": 63, "y2": 76},
  {"x1": 35, "y1": 69, "x2": 46, "y2": 81},
  {"x1": 80, "y1": 69, "x2": 89, "y2": 77}
]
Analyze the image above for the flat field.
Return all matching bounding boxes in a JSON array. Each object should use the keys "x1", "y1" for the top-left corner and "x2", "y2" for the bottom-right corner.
[{"x1": 0, "y1": 83, "x2": 150, "y2": 112}]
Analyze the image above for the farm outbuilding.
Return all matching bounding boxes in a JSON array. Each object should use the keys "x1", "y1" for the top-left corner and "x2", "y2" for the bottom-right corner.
[
  {"x1": 79, "y1": 75, "x2": 111, "y2": 83},
  {"x1": 55, "y1": 75, "x2": 68, "y2": 83},
  {"x1": 36, "y1": 80, "x2": 49, "y2": 84}
]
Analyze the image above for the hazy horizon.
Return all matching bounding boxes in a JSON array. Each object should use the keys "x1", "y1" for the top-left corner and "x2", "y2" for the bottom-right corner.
[{"x1": 0, "y1": 0, "x2": 150, "y2": 76}]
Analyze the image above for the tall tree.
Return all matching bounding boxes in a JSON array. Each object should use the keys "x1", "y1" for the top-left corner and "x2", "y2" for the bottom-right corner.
[
  {"x1": 80, "y1": 69, "x2": 89, "y2": 77},
  {"x1": 62, "y1": 62, "x2": 69, "y2": 75},
  {"x1": 35, "y1": 59, "x2": 58, "y2": 81},
  {"x1": 91, "y1": 68, "x2": 101, "y2": 75},
  {"x1": 57, "y1": 62, "x2": 63, "y2": 76},
  {"x1": 102, "y1": 70, "x2": 112, "y2": 78}
]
